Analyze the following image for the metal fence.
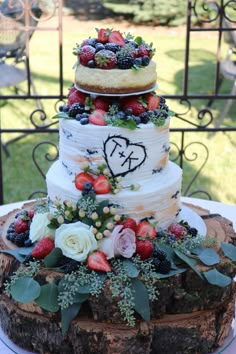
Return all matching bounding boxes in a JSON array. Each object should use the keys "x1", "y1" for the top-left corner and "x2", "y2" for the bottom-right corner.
[{"x1": 0, "y1": 0, "x2": 236, "y2": 204}]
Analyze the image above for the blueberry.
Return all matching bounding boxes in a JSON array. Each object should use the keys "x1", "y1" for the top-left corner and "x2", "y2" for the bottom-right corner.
[
  {"x1": 87, "y1": 38, "x2": 97, "y2": 47},
  {"x1": 87, "y1": 60, "x2": 96, "y2": 68},
  {"x1": 81, "y1": 112, "x2": 89, "y2": 118},
  {"x1": 63, "y1": 105, "x2": 69, "y2": 113},
  {"x1": 140, "y1": 112, "x2": 149, "y2": 124},
  {"x1": 95, "y1": 43, "x2": 105, "y2": 52},
  {"x1": 24, "y1": 239, "x2": 33, "y2": 247},
  {"x1": 59, "y1": 105, "x2": 64, "y2": 112},
  {"x1": 117, "y1": 111, "x2": 126, "y2": 119},
  {"x1": 142, "y1": 55, "x2": 150, "y2": 66},
  {"x1": 133, "y1": 116, "x2": 141, "y2": 125},
  {"x1": 134, "y1": 57, "x2": 142, "y2": 67},
  {"x1": 125, "y1": 108, "x2": 133, "y2": 116},
  {"x1": 80, "y1": 117, "x2": 89, "y2": 125},
  {"x1": 83, "y1": 182, "x2": 93, "y2": 191},
  {"x1": 75, "y1": 113, "x2": 82, "y2": 121}
]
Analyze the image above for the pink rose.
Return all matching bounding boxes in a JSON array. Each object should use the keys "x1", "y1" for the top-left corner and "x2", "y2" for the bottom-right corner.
[{"x1": 98, "y1": 225, "x2": 136, "y2": 259}]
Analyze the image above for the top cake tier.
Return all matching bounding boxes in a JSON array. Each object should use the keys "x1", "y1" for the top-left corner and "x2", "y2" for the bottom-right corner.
[{"x1": 74, "y1": 28, "x2": 157, "y2": 94}]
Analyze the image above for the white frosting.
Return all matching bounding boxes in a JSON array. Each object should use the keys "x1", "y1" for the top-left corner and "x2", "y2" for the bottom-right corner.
[
  {"x1": 59, "y1": 119, "x2": 170, "y2": 185},
  {"x1": 46, "y1": 160, "x2": 182, "y2": 229}
]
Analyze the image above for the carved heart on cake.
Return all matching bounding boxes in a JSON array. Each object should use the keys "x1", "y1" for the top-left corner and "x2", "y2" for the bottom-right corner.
[{"x1": 103, "y1": 135, "x2": 147, "y2": 177}]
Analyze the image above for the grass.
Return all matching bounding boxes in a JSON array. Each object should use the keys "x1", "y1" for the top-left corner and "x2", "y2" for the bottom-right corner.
[{"x1": 1, "y1": 17, "x2": 236, "y2": 205}]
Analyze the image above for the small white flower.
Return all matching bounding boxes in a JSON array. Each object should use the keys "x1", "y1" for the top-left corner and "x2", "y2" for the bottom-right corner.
[
  {"x1": 95, "y1": 221, "x2": 102, "y2": 227},
  {"x1": 91, "y1": 212, "x2": 98, "y2": 220},
  {"x1": 79, "y1": 209, "x2": 85, "y2": 217},
  {"x1": 110, "y1": 207, "x2": 117, "y2": 215},
  {"x1": 57, "y1": 215, "x2": 64, "y2": 224},
  {"x1": 103, "y1": 206, "x2": 110, "y2": 214},
  {"x1": 114, "y1": 214, "x2": 121, "y2": 222},
  {"x1": 103, "y1": 230, "x2": 111, "y2": 237},
  {"x1": 96, "y1": 232, "x2": 103, "y2": 240},
  {"x1": 107, "y1": 222, "x2": 114, "y2": 230}
]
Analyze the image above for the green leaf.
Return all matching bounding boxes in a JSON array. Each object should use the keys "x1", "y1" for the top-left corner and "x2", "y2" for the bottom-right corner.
[
  {"x1": 61, "y1": 303, "x2": 81, "y2": 336},
  {"x1": 112, "y1": 118, "x2": 137, "y2": 130},
  {"x1": 122, "y1": 260, "x2": 140, "y2": 278},
  {"x1": 131, "y1": 278, "x2": 150, "y2": 321},
  {"x1": 198, "y1": 248, "x2": 220, "y2": 266},
  {"x1": 155, "y1": 268, "x2": 187, "y2": 279},
  {"x1": 96, "y1": 199, "x2": 110, "y2": 216},
  {"x1": 11, "y1": 277, "x2": 41, "y2": 303},
  {"x1": 0, "y1": 249, "x2": 25, "y2": 263},
  {"x1": 203, "y1": 268, "x2": 232, "y2": 287},
  {"x1": 52, "y1": 112, "x2": 70, "y2": 120},
  {"x1": 135, "y1": 36, "x2": 143, "y2": 45},
  {"x1": 174, "y1": 249, "x2": 203, "y2": 279},
  {"x1": 44, "y1": 247, "x2": 63, "y2": 268},
  {"x1": 35, "y1": 283, "x2": 59, "y2": 312},
  {"x1": 221, "y1": 242, "x2": 236, "y2": 261},
  {"x1": 71, "y1": 292, "x2": 90, "y2": 303},
  {"x1": 191, "y1": 247, "x2": 204, "y2": 255}
]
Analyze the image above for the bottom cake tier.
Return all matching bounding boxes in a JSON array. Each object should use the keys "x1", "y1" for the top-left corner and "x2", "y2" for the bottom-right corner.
[{"x1": 46, "y1": 160, "x2": 182, "y2": 229}]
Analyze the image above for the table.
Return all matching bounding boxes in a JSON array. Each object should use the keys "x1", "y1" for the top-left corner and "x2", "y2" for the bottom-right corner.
[{"x1": 0, "y1": 197, "x2": 235, "y2": 354}]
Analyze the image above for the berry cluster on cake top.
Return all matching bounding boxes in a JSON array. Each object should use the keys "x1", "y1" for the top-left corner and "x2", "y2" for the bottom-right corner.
[{"x1": 74, "y1": 28, "x2": 155, "y2": 70}]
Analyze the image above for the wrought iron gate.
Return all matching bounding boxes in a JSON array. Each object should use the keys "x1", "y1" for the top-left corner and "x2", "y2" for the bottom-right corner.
[{"x1": 0, "y1": 0, "x2": 236, "y2": 204}]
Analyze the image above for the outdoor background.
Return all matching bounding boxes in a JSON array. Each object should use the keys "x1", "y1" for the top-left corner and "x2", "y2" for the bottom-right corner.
[{"x1": 0, "y1": 0, "x2": 235, "y2": 205}]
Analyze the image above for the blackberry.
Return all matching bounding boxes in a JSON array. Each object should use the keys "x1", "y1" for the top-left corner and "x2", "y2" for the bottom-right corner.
[
  {"x1": 142, "y1": 55, "x2": 150, "y2": 66},
  {"x1": 104, "y1": 43, "x2": 120, "y2": 53},
  {"x1": 15, "y1": 233, "x2": 28, "y2": 247},
  {"x1": 152, "y1": 258, "x2": 161, "y2": 271},
  {"x1": 117, "y1": 55, "x2": 134, "y2": 69},
  {"x1": 15, "y1": 210, "x2": 28, "y2": 219},
  {"x1": 153, "y1": 248, "x2": 167, "y2": 261},
  {"x1": 188, "y1": 227, "x2": 198, "y2": 237},
  {"x1": 159, "y1": 259, "x2": 171, "y2": 274},
  {"x1": 160, "y1": 97, "x2": 166, "y2": 105},
  {"x1": 6, "y1": 232, "x2": 16, "y2": 242},
  {"x1": 7, "y1": 222, "x2": 15, "y2": 232},
  {"x1": 140, "y1": 112, "x2": 150, "y2": 124},
  {"x1": 69, "y1": 103, "x2": 85, "y2": 118},
  {"x1": 23, "y1": 254, "x2": 35, "y2": 265},
  {"x1": 63, "y1": 260, "x2": 80, "y2": 274},
  {"x1": 156, "y1": 230, "x2": 167, "y2": 239}
]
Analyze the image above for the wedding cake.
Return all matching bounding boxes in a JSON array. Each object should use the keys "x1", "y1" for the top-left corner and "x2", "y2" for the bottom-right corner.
[{"x1": 0, "y1": 28, "x2": 235, "y2": 354}]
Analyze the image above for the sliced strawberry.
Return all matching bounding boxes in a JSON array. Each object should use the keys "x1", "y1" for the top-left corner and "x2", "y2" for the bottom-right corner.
[
  {"x1": 147, "y1": 94, "x2": 161, "y2": 110},
  {"x1": 14, "y1": 217, "x2": 29, "y2": 234},
  {"x1": 68, "y1": 90, "x2": 87, "y2": 107},
  {"x1": 93, "y1": 97, "x2": 111, "y2": 111},
  {"x1": 89, "y1": 109, "x2": 107, "y2": 126},
  {"x1": 136, "y1": 221, "x2": 156, "y2": 240},
  {"x1": 93, "y1": 175, "x2": 111, "y2": 194},
  {"x1": 108, "y1": 30, "x2": 125, "y2": 47},
  {"x1": 136, "y1": 239, "x2": 154, "y2": 260},
  {"x1": 167, "y1": 223, "x2": 187, "y2": 240},
  {"x1": 97, "y1": 28, "x2": 110, "y2": 43},
  {"x1": 31, "y1": 237, "x2": 55, "y2": 259},
  {"x1": 87, "y1": 250, "x2": 112, "y2": 272},
  {"x1": 123, "y1": 218, "x2": 137, "y2": 232},
  {"x1": 75, "y1": 172, "x2": 94, "y2": 191}
]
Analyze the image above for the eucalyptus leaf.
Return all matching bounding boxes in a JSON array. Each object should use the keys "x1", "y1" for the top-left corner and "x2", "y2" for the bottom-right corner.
[
  {"x1": 191, "y1": 247, "x2": 204, "y2": 256},
  {"x1": 96, "y1": 200, "x2": 110, "y2": 216},
  {"x1": 131, "y1": 278, "x2": 150, "y2": 321},
  {"x1": 198, "y1": 248, "x2": 220, "y2": 266},
  {"x1": 18, "y1": 246, "x2": 35, "y2": 255},
  {"x1": 71, "y1": 292, "x2": 89, "y2": 303},
  {"x1": 44, "y1": 247, "x2": 63, "y2": 268},
  {"x1": 174, "y1": 249, "x2": 203, "y2": 279},
  {"x1": 35, "y1": 283, "x2": 59, "y2": 312},
  {"x1": 203, "y1": 268, "x2": 232, "y2": 287},
  {"x1": 11, "y1": 277, "x2": 41, "y2": 303},
  {"x1": 155, "y1": 268, "x2": 187, "y2": 279},
  {"x1": 61, "y1": 303, "x2": 81, "y2": 336},
  {"x1": 0, "y1": 249, "x2": 25, "y2": 263},
  {"x1": 122, "y1": 260, "x2": 140, "y2": 278},
  {"x1": 221, "y1": 242, "x2": 236, "y2": 261}
]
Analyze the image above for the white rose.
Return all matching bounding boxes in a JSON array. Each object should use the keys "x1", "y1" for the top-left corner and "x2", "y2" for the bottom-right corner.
[
  {"x1": 55, "y1": 221, "x2": 98, "y2": 262},
  {"x1": 29, "y1": 212, "x2": 55, "y2": 243}
]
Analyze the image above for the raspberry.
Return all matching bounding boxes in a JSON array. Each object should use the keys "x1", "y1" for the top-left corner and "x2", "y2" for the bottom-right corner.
[{"x1": 167, "y1": 223, "x2": 187, "y2": 240}]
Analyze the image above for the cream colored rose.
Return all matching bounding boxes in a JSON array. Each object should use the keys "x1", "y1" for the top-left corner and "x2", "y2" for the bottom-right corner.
[
  {"x1": 55, "y1": 221, "x2": 98, "y2": 262},
  {"x1": 29, "y1": 212, "x2": 55, "y2": 243}
]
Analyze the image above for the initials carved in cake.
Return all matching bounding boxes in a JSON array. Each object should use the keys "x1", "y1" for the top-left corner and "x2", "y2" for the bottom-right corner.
[{"x1": 103, "y1": 135, "x2": 147, "y2": 177}]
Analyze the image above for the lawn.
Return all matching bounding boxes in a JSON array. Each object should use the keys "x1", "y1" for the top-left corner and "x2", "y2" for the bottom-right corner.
[{"x1": 0, "y1": 16, "x2": 235, "y2": 205}]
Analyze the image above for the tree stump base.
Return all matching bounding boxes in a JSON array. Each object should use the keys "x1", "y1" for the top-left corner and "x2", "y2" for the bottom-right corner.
[{"x1": 0, "y1": 202, "x2": 235, "y2": 354}]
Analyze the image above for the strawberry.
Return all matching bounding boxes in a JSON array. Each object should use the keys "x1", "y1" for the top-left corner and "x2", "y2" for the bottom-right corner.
[
  {"x1": 108, "y1": 30, "x2": 125, "y2": 47},
  {"x1": 136, "y1": 221, "x2": 156, "y2": 240},
  {"x1": 68, "y1": 86, "x2": 77, "y2": 96},
  {"x1": 89, "y1": 109, "x2": 107, "y2": 126},
  {"x1": 93, "y1": 97, "x2": 111, "y2": 111},
  {"x1": 87, "y1": 251, "x2": 112, "y2": 272},
  {"x1": 147, "y1": 94, "x2": 161, "y2": 110},
  {"x1": 75, "y1": 172, "x2": 94, "y2": 191},
  {"x1": 122, "y1": 97, "x2": 146, "y2": 116},
  {"x1": 97, "y1": 28, "x2": 110, "y2": 44},
  {"x1": 136, "y1": 239, "x2": 154, "y2": 260},
  {"x1": 123, "y1": 218, "x2": 137, "y2": 232},
  {"x1": 28, "y1": 209, "x2": 35, "y2": 219},
  {"x1": 93, "y1": 175, "x2": 111, "y2": 194},
  {"x1": 138, "y1": 44, "x2": 151, "y2": 58},
  {"x1": 31, "y1": 237, "x2": 55, "y2": 259},
  {"x1": 14, "y1": 217, "x2": 29, "y2": 234},
  {"x1": 79, "y1": 45, "x2": 96, "y2": 66},
  {"x1": 167, "y1": 223, "x2": 187, "y2": 240},
  {"x1": 94, "y1": 49, "x2": 117, "y2": 69},
  {"x1": 68, "y1": 90, "x2": 87, "y2": 107}
]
